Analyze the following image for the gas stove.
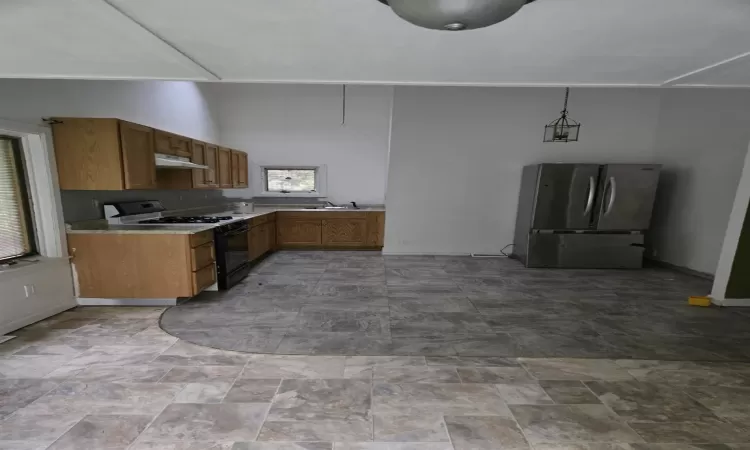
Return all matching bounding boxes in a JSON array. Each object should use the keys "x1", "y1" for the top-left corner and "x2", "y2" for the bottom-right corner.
[
  {"x1": 103, "y1": 200, "x2": 238, "y2": 227},
  {"x1": 138, "y1": 216, "x2": 234, "y2": 225}
]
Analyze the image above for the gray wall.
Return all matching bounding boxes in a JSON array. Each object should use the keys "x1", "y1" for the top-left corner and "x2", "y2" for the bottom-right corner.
[{"x1": 60, "y1": 190, "x2": 251, "y2": 222}]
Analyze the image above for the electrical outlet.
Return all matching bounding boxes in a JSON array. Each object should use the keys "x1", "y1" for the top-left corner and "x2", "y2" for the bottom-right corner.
[
  {"x1": 92, "y1": 199, "x2": 100, "y2": 211},
  {"x1": 23, "y1": 285, "x2": 34, "y2": 297}
]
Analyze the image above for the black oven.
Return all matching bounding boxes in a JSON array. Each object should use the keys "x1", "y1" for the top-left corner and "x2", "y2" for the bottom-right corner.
[{"x1": 214, "y1": 220, "x2": 251, "y2": 290}]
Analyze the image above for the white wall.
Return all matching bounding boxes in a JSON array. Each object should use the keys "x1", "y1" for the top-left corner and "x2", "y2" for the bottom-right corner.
[
  {"x1": 207, "y1": 84, "x2": 393, "y2": 205},
  {"x1": 0, "y1": 79, "x2": 218, "y2": 142},
  {"x1": 650, "y1": 89, "x2": 750, "y2": 275},
  {"x1": 385, "y1": 86, "x2": 662, "y2": 255},
  {"x1": 384, "y1": 86, "x2": 750, "y2": 276}
]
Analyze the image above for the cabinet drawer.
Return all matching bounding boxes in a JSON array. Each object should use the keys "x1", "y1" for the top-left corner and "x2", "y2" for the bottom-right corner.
[
  {"x1": 192, "y1": 263, "x2": 216, "y2": 294},
  {"x1": 250, "y1": 214, "x2": 269, "y2": 227},
  {"x1": 190, "y1": 230, "x2": 213, "y2": 248},
  {"x1": 191, "y1": 242, "x2": 215, "y2": 271}
]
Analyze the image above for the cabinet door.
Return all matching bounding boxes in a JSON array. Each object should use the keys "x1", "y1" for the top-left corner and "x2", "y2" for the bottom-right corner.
[
  {"x1": 248, "y1": 226, "x2": 265, "y2": 260},
  {"x1": 119, "y1": 121, "x2": 156, "y2": 190},
  {"x1": 268, "y1": 221, "x2": 277, "y2": 251},
  {"x1": 218, "y1": 147, "x2": 233, "y2": 188},
  {"x1": 322, "y1": 218, "x2": 368, "y2": 247},
  {"x1": 192, "y1": 141, "x2": 208, "y2": 188},
  {"x1": 277, "y1": 219, "x2": 322, "y2": 246},
  {"x1": 231, "y1": 151, "x2": 241, "y2": 187},
  {"x1": 204, "y1": 144, "x2": 219, "y2": 187},
  {"x1": 154, "y1": 130, "x2": 192, "y2": 157},
  {"x1": 237, "y1": 152, "x2": 249, "y2": 188}
]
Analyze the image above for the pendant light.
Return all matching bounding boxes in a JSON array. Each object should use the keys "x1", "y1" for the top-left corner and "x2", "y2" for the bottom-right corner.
[
  {"x1": 376, "y1": 0, "x2": 536, "y2": 32},
  {"x1": 544, "y1": 88, "x2": 581, "y2": 143}
]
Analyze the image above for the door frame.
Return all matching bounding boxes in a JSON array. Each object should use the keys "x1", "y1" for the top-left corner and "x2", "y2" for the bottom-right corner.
[{"x1": 712, "y1": 140, "x2": 750, "y2": 306}]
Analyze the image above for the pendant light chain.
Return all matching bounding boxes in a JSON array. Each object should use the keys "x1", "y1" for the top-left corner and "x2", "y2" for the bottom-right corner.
[{"x1": 561, "y1": 87, "x2": 570, "y2": 117}]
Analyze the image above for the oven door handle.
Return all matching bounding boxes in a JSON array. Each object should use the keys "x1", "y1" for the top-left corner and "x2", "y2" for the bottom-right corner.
[{"x1": 224, "y1": 227, "x2": 249, "y2": 237}]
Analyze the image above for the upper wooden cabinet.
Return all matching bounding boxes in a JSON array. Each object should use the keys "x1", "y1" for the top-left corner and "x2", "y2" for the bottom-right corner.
[
  {"x1": 52, "y1": 118, "x2": 156, "y2": 190},
  {"x1": 231, "y1": 150, "x2": 249, "y2": 188},
  {"x1": 52, "y1": 117, "x2": 249, "y2": 191},
  {"x1": 218, "y1": 147, "x2": 233, "y2": 188},
  {"x1": 192, "y1": 142, "x2": 220, "y2": 189},
  {"x1": 191, "y1": 140, "x2": 209, "y2": 188},
  {"x1": 120, "y1": 121, "x2": 157, "y2": 190},
  {"x1": 154, "y1": 130, "x2": 192, "y2": 157},
  {"x1": 204, "y1": 144, "x2": 219, "y2": 187}
]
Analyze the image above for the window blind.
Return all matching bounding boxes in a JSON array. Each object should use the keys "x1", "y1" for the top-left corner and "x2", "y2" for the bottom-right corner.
[
  {"x1": 265, "y1": 168, "x2": 316, "y2": 192},
  {"x1": 0, "y1": 137, "x2": 32, "y2": 261}
]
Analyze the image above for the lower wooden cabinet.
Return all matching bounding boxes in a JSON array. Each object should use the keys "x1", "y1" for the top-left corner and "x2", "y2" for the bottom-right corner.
[
  {"x1": 248, "y1": 219, "x2": 276, "y2": 262},
  {"x1": 68, "y1": 232, "x2": 216, "y2": 299},
  {"x1": 276, "y1": 212, "x2": 385, "y2": 249},
  {"x1": 322, "y1": 218, "x2": 368, "y2": 247},
  {"x1": 277, "y1": 219, "x2": 323, "y2": 247}
]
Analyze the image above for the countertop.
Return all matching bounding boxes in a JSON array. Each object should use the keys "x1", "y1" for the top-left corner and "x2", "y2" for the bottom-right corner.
[{"x1": 66, "y1": 206, "x2": 385, "y2": 235}]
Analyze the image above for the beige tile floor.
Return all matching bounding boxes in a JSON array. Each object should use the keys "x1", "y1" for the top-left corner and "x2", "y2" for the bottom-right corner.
[{"x1": 2, "y1": 306, "x2": 750, "y2": 449}]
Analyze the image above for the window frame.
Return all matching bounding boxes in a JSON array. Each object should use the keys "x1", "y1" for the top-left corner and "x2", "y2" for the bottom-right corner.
[
  {"x1": 0, "y1": 136, "x2": 37, "y2": 262},
  {"x1": 0, "y1": 119, "x2": 66, "y2": 260},
  {"x1": 254, "y1": 164, "x2": 328, "y2": 198}
]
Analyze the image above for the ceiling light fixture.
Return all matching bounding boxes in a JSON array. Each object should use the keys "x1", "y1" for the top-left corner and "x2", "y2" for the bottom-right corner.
[
  {"x1": 544, "y1": 88, "x2": 581, "y2": 143},
  {"x1": 376, "y1": 0, "x2": 536, "y2": 31}
]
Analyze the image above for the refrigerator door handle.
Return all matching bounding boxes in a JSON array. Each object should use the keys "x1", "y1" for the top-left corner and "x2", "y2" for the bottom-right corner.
[
  {"x1": 584, "y1": 176, "x2": 596, "y2": 216},
  {"x1": 604, "y1": 177, "x2": 617, "y2": 216}
]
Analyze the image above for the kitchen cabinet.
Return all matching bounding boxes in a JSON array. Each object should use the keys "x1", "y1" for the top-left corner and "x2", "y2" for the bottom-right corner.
[
  {"x1": 248, "y1": 216, "x2": 275, "y2": 262},
  {"x1": 52, "y1": 117, "x2": 251, "y2": 191},
  {"x1": 154, "y1": 130, "x2": 192, "y2": 157},
  {"x1": 52, "y1": 118, "x2": 156, "y2": 190},
  {"x1": 277, "y1": 218, "x2": 323, "y2": 247},
  {"x1": 276, "y1": 211, "x2": 385, "y2": 249},
  {"x1": 204, "y1": 144, "x2": 219, "y2": 187},
  {"x1": 232, "y1": 150, "x2": 249, "y2": 188},
  {"x1": 192, "y1": 141, "x2": 220, "y2": 188},
  {"x1": 119, "y1": 121, "x2": 157, "y2": 190},
  {"x1": 322, "y1": 218, "x2": 369, "y2": 247},
  {"x1": 68, "y1": 231, "x2": 216, "y2": 299},
  {"x1": 218, "y1": 147, "x2": 233, "y2": 188}
]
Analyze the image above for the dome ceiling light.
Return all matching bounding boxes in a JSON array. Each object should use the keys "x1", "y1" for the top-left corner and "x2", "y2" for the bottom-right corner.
[{"x1": 376, "y1": 0, "x2": 537, "y2": 32}]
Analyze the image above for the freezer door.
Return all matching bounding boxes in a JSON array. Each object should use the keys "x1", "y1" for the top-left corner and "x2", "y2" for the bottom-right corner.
[
  {"x1": 526, "y1": 233, "x2": 645, "y2": 269},
  {"x1": 594, "y1": 164, "x2": 661, "y2": 231},
  {"x1": 531, "y1": 164, "x2": 600, "y2": 230}
]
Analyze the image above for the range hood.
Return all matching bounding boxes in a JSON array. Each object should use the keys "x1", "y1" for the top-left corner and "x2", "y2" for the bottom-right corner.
[{"x1": 155, "y1": 153, "x2": 209, "y2": 170}]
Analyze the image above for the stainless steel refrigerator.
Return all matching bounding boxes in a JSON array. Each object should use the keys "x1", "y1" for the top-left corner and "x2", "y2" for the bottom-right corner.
[{"x1": 512, "y1": 163, "x2": 661, "y2": 268}]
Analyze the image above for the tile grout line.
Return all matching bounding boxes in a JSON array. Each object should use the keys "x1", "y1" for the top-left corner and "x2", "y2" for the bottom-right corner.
[
  {"x1": 125, "y1": 400, "x2": 172, "y2": 450},
  {"x1": 441, "y1": 413, "x2": 457, "y2": 450},
  {"x1": 254, "y1": 376, "x2": 285, "y2": 441},
  {"x1": 217, "y1": 363, "x2": 246, "y2": 404},
  {"x1": 370, "y1": 371, "x2": 375, "y2": 442}
]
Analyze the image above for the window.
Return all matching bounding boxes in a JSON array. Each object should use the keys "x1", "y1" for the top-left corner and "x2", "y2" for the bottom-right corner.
[
  {"x1": 264, "y1": 168, "x2": 317, "y2": 193},
  {"x1": 0, "y1": 136, "x2": 35, "y2": 261}
]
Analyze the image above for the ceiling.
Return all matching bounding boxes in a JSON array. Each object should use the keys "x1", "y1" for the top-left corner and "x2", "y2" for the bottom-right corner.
[{"x1": 1, "y1": 0, "x2": 750, "y2": 87}]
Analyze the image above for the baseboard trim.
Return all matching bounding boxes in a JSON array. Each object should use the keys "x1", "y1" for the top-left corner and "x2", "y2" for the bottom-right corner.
[
  {"x1": 0, "y1": 304, "x2": 73, "y2": 336},
  {"x1": 645, "y1": 258, "x2": 714, "y2": 281},
  {"x1": 711, "y1": 297, "x2": 750, "y2": 307},
  {"x1": 381, "y1": 252, "x2": 472, "y2": 256},
  {"x1": 76, "y1": 298, "x2": 178, "y2": 307}
]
